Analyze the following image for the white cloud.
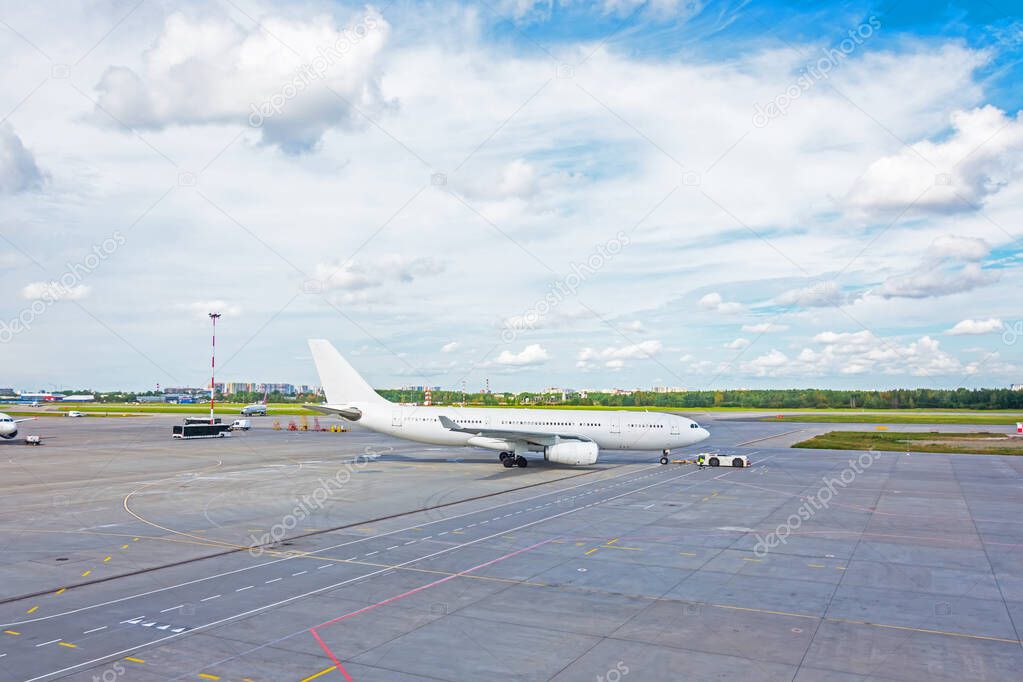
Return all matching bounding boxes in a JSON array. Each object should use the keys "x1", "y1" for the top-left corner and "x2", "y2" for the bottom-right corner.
[
  {"x1": 743, "y1": 331, "x2": 977, "y2": 377},
  {"x1": 775, "y1": 281, "x2": 843, "y2": 307},
  {"x1": 495, "y1": 344, "x2": 549, "y2": 366},
  {"x1": 21, "y1": 281, "x2": 89, "y2": 301},
  {"x1": 929, "y1": 235, "x2": 989, "y2": 262},
  {"x1": 724, "y1": 337, "x2": 750, "y2": 349},
  {"x1": 698, "y1": 292, "x2": 744, "y2": 315},
  {"x1": 877, "y1": 262, "x2": 998, "y2": 299},
  {"x1": 577, "y1": 340, "x2": 663, "y2": 369},
  {"x1": 741, "y1": 322, "x2": 789, "y2": 333},
  {"x1": 870, "y1": 235, "x2": 998, "y2": 300},
  {"x1": 440, "y1": 341, "x2": 461, "y2": 352},
  {"x1": 848, "y1": 106, "x2": 1023, "y2": 215},
  {"x1": 946, "y1": 318, "x2": 1004, "y2": 335},
  {"x1": 619, "y1": 320, "x2": 646, "y2": 333},
  {"x1": 92, "y1": 9, "x2": 391, "y2": 153},
  {"x1": 0, "y1": 123, "x2": 43, "y2": 194},
  {"x1": 313, "y1": 256, "x2": 444, "y2": 292}
]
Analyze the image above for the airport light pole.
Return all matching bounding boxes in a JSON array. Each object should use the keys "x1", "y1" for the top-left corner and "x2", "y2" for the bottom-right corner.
[{"x1": 209, "y1": 312, "x2": 221, "y2": 425}]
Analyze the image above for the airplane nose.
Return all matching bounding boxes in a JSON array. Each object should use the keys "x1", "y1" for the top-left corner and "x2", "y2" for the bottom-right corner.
[{"x1": 698, "y1": 427, "x2": 710, "y2": 441}]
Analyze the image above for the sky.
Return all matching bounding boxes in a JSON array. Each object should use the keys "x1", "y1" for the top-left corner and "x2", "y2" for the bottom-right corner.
[{"x1": 0, "y1": 0, "x2": 1021, "y2": 393}]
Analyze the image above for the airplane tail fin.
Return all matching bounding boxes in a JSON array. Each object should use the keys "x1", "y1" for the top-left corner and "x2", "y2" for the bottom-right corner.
[{"x1": 308, "y1": 339, "x2": 390, "y2": 406}]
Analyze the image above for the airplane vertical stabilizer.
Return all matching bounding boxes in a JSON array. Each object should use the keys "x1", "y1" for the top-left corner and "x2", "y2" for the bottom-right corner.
[{"x1": 308, "y1": 339, "x2": 390, "y2": 406}]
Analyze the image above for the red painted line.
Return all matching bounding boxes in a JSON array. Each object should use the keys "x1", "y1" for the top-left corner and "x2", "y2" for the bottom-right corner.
[
  {"x1": 308, "y1": 537, "x2": 555, "y2": 680},
  {"x1": 310, "y1": 628, "x2": 354, "y2": 682}
]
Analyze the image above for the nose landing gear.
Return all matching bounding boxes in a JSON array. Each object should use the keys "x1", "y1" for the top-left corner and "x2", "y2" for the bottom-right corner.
[{"x1": 660, "y1": 449, "x2": 670, "y2": 465}]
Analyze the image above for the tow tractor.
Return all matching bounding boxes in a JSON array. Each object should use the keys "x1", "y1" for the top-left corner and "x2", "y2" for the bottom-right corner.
[
  {"x1": 660, "y1": 450, "x2": 749, "y2": 467},
  {"x1": 696, "y1": 452, "x2": 748, "y2": 467}
]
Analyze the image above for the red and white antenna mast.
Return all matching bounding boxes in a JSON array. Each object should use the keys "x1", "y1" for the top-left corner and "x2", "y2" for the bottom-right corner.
[{"x1": 208, "y1": 312, "x2": 221, "y2": 424}]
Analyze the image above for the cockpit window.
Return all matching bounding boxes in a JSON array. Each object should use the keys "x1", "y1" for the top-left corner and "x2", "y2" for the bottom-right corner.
[{"x1": 690, "y1": 423, "x2": 699, "y2": 429}]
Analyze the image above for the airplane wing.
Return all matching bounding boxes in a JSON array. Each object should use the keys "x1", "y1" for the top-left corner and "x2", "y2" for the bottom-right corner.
[
  {"x1": 437, "y1": 415, "x2": 592, "y2": 447},
  {"x1": 304, "y1": 404, "x2": 363, "y2": 421},
  {"x1": 14, "y1": 417, "x2": 36, "y2": 423}
]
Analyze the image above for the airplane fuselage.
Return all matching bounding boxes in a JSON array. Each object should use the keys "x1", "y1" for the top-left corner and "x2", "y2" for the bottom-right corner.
[{"x1": 335, "y1": 402, "x2": 709, "y2": 452}]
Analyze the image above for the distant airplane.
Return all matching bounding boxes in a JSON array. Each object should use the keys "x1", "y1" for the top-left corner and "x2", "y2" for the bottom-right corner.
[
  {"x1": 0, "y1": 413, "x2": 35, "y2": 439},
  {"x1": 306, "y1": 339, "x2": 709, "y2": 467},
  {"x1": 240, "y1": 389, "x2": 270, "y2": 416}
]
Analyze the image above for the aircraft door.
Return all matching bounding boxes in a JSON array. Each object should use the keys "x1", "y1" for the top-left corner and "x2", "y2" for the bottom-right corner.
[{"x1": 608, "y1": 414, "x2": 621, "y2": 448}]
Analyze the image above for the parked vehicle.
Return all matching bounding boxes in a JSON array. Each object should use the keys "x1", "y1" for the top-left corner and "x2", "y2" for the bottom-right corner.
[
  {"x1": 230, "y1": 419, "x2": 252, "y2": 431},
  {"x1": 66, "y1": 411, "x2": 85, "y2": 418}
]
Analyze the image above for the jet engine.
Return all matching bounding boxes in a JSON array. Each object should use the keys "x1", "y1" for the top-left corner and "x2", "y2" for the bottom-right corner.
[{"x1": 544, "y1": 441, "x2": 599, "y2": 466}]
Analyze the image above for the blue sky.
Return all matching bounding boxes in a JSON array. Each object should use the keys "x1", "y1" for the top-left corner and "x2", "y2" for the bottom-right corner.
[{"x1": 0, "y1": 0, "x2": 1020, "y2": 391}]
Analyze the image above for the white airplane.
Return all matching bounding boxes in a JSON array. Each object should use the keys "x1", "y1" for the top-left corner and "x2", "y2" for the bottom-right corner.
[
  {"x1": 0, "y1": 413, "x2": 35, "y2": 440},
  {"x1": 306, "y1": 339, "x2": 709, "y2": 467}
]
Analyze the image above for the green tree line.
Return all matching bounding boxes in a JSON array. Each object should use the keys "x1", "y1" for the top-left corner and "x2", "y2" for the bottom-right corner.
[{"x1": 376, "y1": 387, "x2": 1023, "y2": 410}]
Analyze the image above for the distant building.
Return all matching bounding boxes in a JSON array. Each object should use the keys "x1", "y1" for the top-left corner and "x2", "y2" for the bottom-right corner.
[
  {"x1": 542, "y1": 387, "x2": 577, "y2": 402},
  {"x1": 163, "y1": 387, "x2": 206, "y2": 395}
]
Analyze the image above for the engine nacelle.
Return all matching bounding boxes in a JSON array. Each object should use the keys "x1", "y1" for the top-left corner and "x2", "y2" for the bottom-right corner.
[{"x1": 544, "y1": 441, "x2": 599, "y2": 466}]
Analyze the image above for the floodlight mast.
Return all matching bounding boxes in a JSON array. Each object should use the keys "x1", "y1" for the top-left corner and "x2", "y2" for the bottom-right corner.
[{"x1": 209, "y1": 312, "x2": 221, "y2": 424}]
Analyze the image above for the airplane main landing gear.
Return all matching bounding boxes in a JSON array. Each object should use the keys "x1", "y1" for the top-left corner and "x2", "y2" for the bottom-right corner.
[
  {"x1": 499, "y1": 452, "x2": 527, "y2": 468},
  {"x1": 499, "y1": 452, "x2": 528, "y2": 468},
  {"x1": 660, "y1": 449, "x2": 670, "y2": 465}
]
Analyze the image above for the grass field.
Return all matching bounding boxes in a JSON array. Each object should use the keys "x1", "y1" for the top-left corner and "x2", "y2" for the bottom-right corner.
[
  {"x1": 793, "y1": 431, "x2": 1023, "y2": 455},
  {"x1": 762, "y1": 412, "x2": 1021, "y2": 425}
]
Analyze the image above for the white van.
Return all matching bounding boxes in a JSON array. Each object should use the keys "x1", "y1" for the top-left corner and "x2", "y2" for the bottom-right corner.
[{"x1": 230, "y1": 419, "x2": 252, "y2": 431}]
